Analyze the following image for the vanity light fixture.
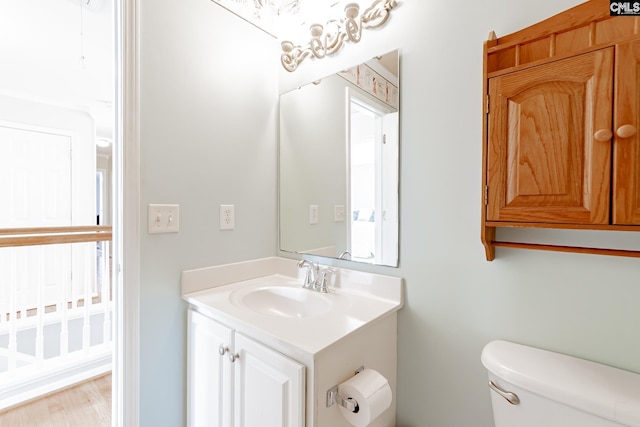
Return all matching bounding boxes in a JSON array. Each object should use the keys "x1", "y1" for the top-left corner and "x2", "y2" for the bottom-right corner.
[{"x1": 280, "y1": 0, "x2": 397, "y2": 72}]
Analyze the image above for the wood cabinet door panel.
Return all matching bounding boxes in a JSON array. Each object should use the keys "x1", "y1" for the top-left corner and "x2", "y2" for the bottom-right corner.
[
  {"x1": 613, "y1": 39, "x2": 640, "y2": 224},
  {"x1": 487, "y1": 48, "x2": 613, "y2": 224}
]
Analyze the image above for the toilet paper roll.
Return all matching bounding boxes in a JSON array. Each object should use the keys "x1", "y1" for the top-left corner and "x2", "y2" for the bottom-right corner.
[{"x1": 338, "y1": 369, "x2": 392, "y2": 427}]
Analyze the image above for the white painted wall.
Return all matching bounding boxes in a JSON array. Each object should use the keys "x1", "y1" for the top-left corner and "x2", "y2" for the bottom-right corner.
[
  {"x1": 0, "y1": 96, "x2": 96, "y2": 228},
  {"x1": 138, "y1": 0, "x2": 278, "y2": 425},
  {"x1": 138, "y1": 1, "x2": 640, "y2": 426},
  {"x1": 0, "y1": 0, "x2": 114, "y2": 137}
]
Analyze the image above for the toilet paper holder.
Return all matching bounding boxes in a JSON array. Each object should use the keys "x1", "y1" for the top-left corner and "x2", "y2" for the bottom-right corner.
[
  {"x1": 326, "y1": 385, "x2": 359, "y2": 413},
  {"x1": 326, "y1": 366, "x2": 364, "y2": 413}
]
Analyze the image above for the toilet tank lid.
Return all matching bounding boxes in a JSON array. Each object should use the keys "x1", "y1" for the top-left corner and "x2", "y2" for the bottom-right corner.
[{"x1": 481, "y1": 340, "x2": 640, "y2": 427}]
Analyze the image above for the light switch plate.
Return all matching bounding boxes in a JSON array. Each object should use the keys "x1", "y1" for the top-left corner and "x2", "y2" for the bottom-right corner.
[
  {"x1": 334, "y1": 205, "x2": 345, "y2": 222},
  {"x1": 148, "y1": 204, "x2": 180, "y2": 234},
  {"x1": 309, "y1": 204, "x2": 319, "y2": 224}
]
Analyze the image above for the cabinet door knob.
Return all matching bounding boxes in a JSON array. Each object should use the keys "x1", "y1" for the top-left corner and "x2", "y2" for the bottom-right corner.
[
  {"x1": 616, "y1": 124, "x2": 637, "y2": 139},
  {"x1": 218, "y1": 345, "x2": 228, "y2": 356},
  {"x1": 229, "y1": 353, "x2": 240, "y2": 363},
  {"x1": 593, "y1": 129, "x2": 613, "y2": 142}
]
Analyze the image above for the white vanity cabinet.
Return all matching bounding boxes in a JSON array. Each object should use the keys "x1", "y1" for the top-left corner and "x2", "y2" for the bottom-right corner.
[
  {"x1": 233, "y1": 333, "x2": 306, "y2": 426},
  {"x1": 182, "y1": 257, "x2": 404, "y2": 427},
  {"x1": 187, "y1": 309, "x2": 232, "y2": 426},
  {"x1": 187, "y1": 309, "x2": 305, "y2": 427}
]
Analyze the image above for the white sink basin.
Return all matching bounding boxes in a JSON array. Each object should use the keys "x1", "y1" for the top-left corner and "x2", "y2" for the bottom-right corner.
[
  {"x1": 231, "y1": 284, "x2": 333, "y2": 318},
  {"x1": 182, "y1": 261, "x2": 403, "y2": 354}
]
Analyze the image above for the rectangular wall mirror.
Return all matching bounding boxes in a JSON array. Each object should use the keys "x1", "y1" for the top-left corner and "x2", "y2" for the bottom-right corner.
[{"x1": 279, "y1": 49, "x2": 400, "y2": 267}]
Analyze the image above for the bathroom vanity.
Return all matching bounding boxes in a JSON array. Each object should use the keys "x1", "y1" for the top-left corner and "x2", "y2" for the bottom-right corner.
[{"x1": 182, "y1": 257, "x2": 403, "y2": 427}]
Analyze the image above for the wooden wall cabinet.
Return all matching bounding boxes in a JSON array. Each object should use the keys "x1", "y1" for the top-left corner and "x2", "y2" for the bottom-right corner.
[{"x1": 481, "y1": 0, "x2": 640, "y2": 260}]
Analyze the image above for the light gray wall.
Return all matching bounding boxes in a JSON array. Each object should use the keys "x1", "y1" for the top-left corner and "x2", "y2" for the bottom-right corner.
[
  {"x1": 138, "y1": 1, "x2": 640, "y2": 426},
  {"x1": 279, "y1": 1, "x2": 640, "y2": 427},
  {"x1": 138, "y1": 0, "x2": 278, "y2": 425}
]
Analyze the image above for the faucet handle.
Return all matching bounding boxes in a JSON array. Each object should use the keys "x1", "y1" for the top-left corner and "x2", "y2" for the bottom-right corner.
[
  {"x1": 316, "y1": 268, "x2": 335, "y2": 293},
  {"x1": 298, "y1": 259, "x2": 316, "y2": 288}
]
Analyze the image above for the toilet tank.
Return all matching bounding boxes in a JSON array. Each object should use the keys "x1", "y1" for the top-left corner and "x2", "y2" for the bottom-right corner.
[{"x1": 481, "y1": 340, "x2": 640, "y2": 427}]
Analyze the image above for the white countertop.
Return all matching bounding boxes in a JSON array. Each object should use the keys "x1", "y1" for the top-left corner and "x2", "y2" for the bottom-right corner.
[{"x1": 182, "y1": 257, "x2": 403, "y2": 356}]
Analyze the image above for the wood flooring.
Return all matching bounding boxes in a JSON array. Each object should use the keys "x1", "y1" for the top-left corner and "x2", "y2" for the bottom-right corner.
[{"x1": 0, "y1": 374, "x2": 111, "y2": 426}]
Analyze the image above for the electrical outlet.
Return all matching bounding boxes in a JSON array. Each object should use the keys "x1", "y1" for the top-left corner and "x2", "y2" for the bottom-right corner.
[
  {"x1": 220, "y1": 204, "x2": 235, "y2": 230},
  {"x1": 148, "y1": 204, "x2": 180, "y2": 234}
]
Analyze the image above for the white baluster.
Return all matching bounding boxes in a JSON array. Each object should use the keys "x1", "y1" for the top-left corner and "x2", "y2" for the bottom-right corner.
[
  {"x1": 60, "y1": 244, "x2": 70, "y2": 358},
  {"x1": 8, "y1": 248, "x2": 17, "y2": 373},
  {"x1": 101, "y1": 241, "x2": 111, "y2": 347},
  {"x1": 35, "y1": 246, "x2": 44, "y2": 367},
  {"x1": 82, "y1": 242, "x2": 91, "y2": 353}
]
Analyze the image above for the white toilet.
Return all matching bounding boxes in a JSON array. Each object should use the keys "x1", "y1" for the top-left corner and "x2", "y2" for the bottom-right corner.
[{"x1": 481, "y1": 340, "x2": 640, "y2": 427}]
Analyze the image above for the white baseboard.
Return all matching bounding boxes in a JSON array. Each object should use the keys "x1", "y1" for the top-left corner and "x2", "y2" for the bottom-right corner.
[{"x1": 0, "y1": 348, "x2": 111, "y2": 412}]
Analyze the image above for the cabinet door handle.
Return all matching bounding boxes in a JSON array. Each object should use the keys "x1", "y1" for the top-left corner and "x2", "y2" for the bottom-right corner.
[
  {"x1": 218, "y1": 345, "x2": 229, "y2": 356},
  {"x1": 229, "y1": 353, "x2": 240, "y2": 363},
  {"x1": 593, "y1": 129, "x2": 613, "y2": 142},
  {"x1": 616, "y1": 124, "x2": 637, "y2": 139}
]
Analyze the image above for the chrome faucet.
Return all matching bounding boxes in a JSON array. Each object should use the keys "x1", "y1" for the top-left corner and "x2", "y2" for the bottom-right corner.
[
  {"x1": 297, "y1": 259, "x2": 319, "y2": 289},
  {"x1": 297, "y1": 259, "x2": 334, "y2": 293}
]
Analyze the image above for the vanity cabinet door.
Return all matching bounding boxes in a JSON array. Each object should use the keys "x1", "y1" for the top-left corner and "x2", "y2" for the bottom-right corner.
[
  {"x1": 486, "y1": 48, "x2": 614, "y2": 224},
  {"x1": 232, "y1": 333, "x2": 305, "y2": 427},
  {"x1": 187, "y1": 309, "x2": 233, "y2": 427}
]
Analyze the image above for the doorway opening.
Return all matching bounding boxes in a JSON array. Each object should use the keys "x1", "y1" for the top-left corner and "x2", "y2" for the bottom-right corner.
[
  {"x1": 347, "y1": 93, "x2": 399, "y2": 265},
  {"x1": 0, "y1": 0, "x2": 122, "y2": 422}
]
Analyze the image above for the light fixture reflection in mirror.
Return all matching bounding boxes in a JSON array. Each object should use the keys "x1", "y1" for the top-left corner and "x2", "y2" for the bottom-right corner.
[
  {"x1": 280, "y1": 0, "x2": 398, "y2": 72},
  {"x1": 279, "y1": 49, "x2": 399, "y2": 267}
]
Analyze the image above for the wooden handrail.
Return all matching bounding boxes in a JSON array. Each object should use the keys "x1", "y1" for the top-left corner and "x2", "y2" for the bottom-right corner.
[
  {"x1": 0, "y1": 226, "x2": 112, "y2": 235},
  {"x1": 0, "y1": 226, "x2": 112, "y2": 248}
]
